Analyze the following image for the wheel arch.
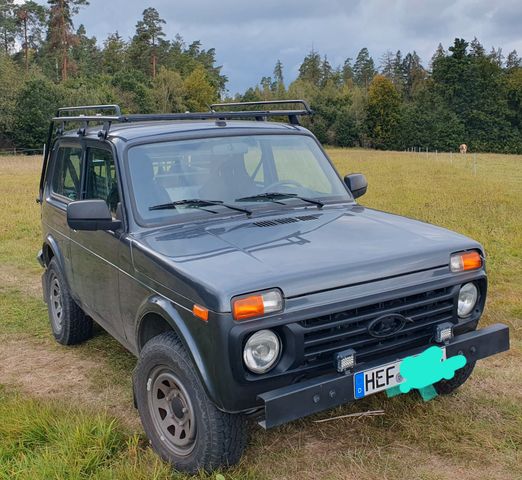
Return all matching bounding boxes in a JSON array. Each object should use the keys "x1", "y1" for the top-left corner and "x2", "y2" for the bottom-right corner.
[
  {"x1": 41, "y1": 234, "x2": 73, "y2": 297},
  {"x1": 42, "y1": 234, "x2": 64, "y2": 270},
  {"x1": 135, "y1": 295, "x2": 220, "y2": 406}
]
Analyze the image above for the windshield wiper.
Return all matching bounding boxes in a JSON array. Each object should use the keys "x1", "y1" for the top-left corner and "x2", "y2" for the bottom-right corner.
[
  {"x1": 235, "y1": 192, "x2": 324, "y2": 208},
  {"x1": 149, "y1": 199, "x2": 252, "y2": 216}
]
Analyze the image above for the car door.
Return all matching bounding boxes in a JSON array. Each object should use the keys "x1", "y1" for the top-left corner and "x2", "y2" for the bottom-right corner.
[
  {"x1": 42, "y1": 142, "x2": 83, "y2": 296},
  {"x1": 69, "y1": 144, "x2": 124, "y2": 340}
]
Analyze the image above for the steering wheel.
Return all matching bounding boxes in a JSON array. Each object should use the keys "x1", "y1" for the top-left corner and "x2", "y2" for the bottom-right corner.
[{"x1": 262, "y1": 180, "x2": 303, "y2": 193}]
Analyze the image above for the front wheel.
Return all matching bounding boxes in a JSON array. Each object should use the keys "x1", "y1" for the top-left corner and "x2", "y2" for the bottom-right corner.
[
  {"x1": 134, "y1": 332, "x2": 247, "y2": 473},
  {"x1": 434, "y1": 360, "x2": 476, "y2": 395}
]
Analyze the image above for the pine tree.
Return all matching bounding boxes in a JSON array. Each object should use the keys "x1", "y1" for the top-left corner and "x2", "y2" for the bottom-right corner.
[
  {"x1": 0, "y1": 0, "x2": 16, "y2": 54},
  {"x1": 430, "y1": 43, "x2": 446, "y2": 71},
  {"x1": 380, "y1": 50, "x2": 394, "y2": 77},
  {"x1": 381, "y1": 50, "x2": 405, "y2": 92},
  {"x1": 46, "y1": 0, "x2": 89, "y2": 81},
  {"x1": 469, "y1": 37, "x2": 485, "y2": 57},
  {"x1": 353, "y1": 47, "x2": 375, "y2": 87},
  {"x1": 342, "y1": 58, "x2": 353, "y2": 84},
  {"x1": 320, "y1": 55, "x2": 333, "y2": 86},
  {"x1": 102, "y1": 32, "x2": 126, "y2": 75},
  {"x1": 488, "y1": 47, "x2": 503, "y2": 67},
  {"x1": 260, "y1": 76, "x2": 273, "y2": 98},
  {"x1": 15, "y1": 1, "x2": 47, "y2": 71},
  {"x1": 402, "y1": 51, "x2": 425, "y2": 98},
  {"x1": 298, "y1": 49, "x2": 322, "y2": 86},
  {"x1": 132, "y1": 7, "x2": 166, "y2": 78},
  {"x1": 506, "y1": 50, "x2": 521, "y2": 69},
  {"x1": 273, "y1": 58, "x2": 285, "y2": 95},
  {"x1": 71, "y1": 24, "x2": 100, "y2": 75},
  {"x1": 273, "y1": 59, "x2": 284, "y2": 85}
]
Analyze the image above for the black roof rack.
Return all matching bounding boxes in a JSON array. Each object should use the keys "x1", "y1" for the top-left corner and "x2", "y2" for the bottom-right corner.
[{"x1": 39, "y1": 100, "x2": 313, "y2": 199}]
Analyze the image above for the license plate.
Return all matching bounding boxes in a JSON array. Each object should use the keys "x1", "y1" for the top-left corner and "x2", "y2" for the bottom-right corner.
[{"x1": 354, "y1": 347, "x2": 446, "y2": 399}]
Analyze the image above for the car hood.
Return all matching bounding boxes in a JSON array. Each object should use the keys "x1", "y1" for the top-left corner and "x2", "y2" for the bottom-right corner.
[{"x1": 131, "y1": 205, "x2": 482, "y2": 312}]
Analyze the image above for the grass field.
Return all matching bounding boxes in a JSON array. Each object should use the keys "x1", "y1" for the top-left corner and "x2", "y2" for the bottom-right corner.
[{"x1": 0, "y1": 151, "x2": 521, "y2": 479}]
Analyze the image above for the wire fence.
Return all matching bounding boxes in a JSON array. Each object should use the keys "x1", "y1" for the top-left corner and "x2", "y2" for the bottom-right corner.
[
  {"x1": 0, "y1": 147, "x2": 44, "y2": 156},
  {"x1": 405, "y1": 147, "x2": 481, "y2": 175}
]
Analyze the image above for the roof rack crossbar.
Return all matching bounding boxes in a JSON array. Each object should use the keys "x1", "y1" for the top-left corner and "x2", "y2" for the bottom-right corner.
[
  {"x1": 56, "y1": 104, "x2": 121, "y2": 117},
  {"x1": 120, "y1": 109, "x2": 311, "y2": 122},
  {"x1": 210, "y1": 99, "x2": 313, "y2": 114}
]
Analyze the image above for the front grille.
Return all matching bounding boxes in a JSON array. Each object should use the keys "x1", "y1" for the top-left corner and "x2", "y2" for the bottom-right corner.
[{"x1": 299, "y1": 286, "x2": 456, "y2": 369}]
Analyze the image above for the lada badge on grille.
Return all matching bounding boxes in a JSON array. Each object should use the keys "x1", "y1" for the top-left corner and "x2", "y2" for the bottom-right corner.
[{"x1": 367, "y1": 313, "x2": 413, "y2": 338}]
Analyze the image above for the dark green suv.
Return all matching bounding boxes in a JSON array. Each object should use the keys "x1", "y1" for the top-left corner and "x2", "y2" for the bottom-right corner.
[{"x1": 37, "y1": 102, "x2": 509, "y2": 473}]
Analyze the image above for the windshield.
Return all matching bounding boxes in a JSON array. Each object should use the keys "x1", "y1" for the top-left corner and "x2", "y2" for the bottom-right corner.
[{"x1": 127, "y1": 134, "x2": 351, "y2": 225}]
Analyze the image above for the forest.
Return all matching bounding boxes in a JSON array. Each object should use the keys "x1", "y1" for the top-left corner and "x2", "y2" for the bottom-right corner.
[{"x1": 0, "y1": 0, "x2": 521, "y2": 153}]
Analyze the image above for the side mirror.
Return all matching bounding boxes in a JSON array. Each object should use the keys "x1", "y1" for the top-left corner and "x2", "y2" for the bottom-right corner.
[
  {"x1": 67, "y1": 199, "x2": 122, "y2": 231},
  {"x1": 344, "y1": 173, "x2": 368, "y2": 199}
]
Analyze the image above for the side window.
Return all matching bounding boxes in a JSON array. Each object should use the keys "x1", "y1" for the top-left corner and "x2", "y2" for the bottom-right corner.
[
  {"x1": 51, "y1": 146, "x2": 82, "y2": 200},
  {"x1": 85, "y1": 148, "x2": 120, "y2": 216}
]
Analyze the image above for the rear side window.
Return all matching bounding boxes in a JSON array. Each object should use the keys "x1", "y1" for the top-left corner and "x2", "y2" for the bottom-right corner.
[
  {"x1": 85, "y1": 148, "x2": 120, "y2": 216},
  {"x1": 51, "y1": 146, "x2": 82, "y2": 200}
]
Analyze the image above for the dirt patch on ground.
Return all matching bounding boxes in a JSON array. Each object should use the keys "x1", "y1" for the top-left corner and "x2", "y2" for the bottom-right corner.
[
  {"x1": 0, "y1": 264, "x2": 42, "y2": 297},
  {"x1": 0, "y1": 336, "x2": 140, "y2": 429}
]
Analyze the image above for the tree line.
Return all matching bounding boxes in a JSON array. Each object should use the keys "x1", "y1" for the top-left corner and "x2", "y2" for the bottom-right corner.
[
  {"x1": 0, "y1": 0, "x2": 521, "y2": 153},
  {"x1": 0, "y1": 0, "x2": 226, "y2": 148},
  {"x1": 240, "y1": 40, "x2": 522, "y2": 153}
]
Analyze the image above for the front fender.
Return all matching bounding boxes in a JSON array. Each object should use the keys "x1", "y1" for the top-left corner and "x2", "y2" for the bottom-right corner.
[{"x1": 134, "y1": 295, "x2": 222, "y2": 408}]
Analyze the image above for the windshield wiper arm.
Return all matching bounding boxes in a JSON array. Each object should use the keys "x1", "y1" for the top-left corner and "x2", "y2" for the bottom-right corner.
[
  {"x1": 149, "y1": 199, "x2": 252, "y2": 215},
  {"x1": 235, "y1": 192, "x2": 324, "y2": 208}
]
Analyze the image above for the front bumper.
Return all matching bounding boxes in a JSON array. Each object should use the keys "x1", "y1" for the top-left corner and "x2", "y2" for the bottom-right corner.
[{"x1": 258, "y1": 323, "x2": 509, "y2": 428}]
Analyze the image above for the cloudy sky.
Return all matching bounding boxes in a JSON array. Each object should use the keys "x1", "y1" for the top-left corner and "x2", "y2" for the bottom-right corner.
[{"x1": 36, "y1": 0, "x2": 522, "y2": 93}]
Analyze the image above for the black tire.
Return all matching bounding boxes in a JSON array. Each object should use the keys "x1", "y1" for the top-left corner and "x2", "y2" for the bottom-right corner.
[
  {"x1": 46, "y1": 257, "x2": 93, "y2": 345},
  {"x1": 434, "y1": 360, "x2": 476, "y2": 395},
  {"x1": 134, "y1": 332, "x2": 248, "y2": 473}
]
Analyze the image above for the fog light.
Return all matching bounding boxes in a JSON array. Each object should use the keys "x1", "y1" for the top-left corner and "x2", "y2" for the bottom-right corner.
[
  {"x1": 243, "y1": 329, "x2": 280, "y2": 374},
  {"x1": 334, "y1": 348, "x2": 356, "y2": 373},
  {"x1": 458, "y1": 282, "x2": 479, "y2": 317},
  {"x1": 435, "y1": 322, "x2": 454, "y2": 343}
]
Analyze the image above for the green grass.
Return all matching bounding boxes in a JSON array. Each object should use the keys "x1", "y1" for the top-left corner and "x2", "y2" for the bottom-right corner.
[{"x1": 0, "y1": 151, "x2": 521, "y2": 479}]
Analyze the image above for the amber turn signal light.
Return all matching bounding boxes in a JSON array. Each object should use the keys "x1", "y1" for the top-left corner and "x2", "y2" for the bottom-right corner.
[
  {"x1": 232, "y1": 290, "x2": 283, "y2": 321},
  {"x1": 450, "y1": 251, "x2": 482, "y2": 272},
  {"x1": 193, "y1": 304, "x2": 209, "y2": 321}
]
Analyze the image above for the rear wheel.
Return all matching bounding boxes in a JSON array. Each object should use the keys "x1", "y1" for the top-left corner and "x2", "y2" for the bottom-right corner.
[
  {"x1": 46, "y1": 258, "x2": 93, "y2": 345},
  {"x1": 134, "y1": 332, "x2": 247, "y2": 473}
]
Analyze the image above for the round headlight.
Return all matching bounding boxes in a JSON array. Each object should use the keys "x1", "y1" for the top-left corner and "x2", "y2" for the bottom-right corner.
[
  {"x1": 243, "y1": 329, "x2": 280, "y2": 374},
  {"x1": 458, "y1": 282, "x2": 478, "y2": 317}
]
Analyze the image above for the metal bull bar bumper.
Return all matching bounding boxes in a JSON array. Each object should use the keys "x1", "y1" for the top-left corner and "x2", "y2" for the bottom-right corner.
[{"x1": 258, "y1": 323, "x2": 509, "y2": 429}]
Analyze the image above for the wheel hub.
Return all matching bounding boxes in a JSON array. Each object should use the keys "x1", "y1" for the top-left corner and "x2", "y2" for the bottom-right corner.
[
  {"x1": 49, "y1": 274, "x2": 63, "y2": 332},
  {"x1": 148, "y1": 369, "x2": 197, "y2": 456}
]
